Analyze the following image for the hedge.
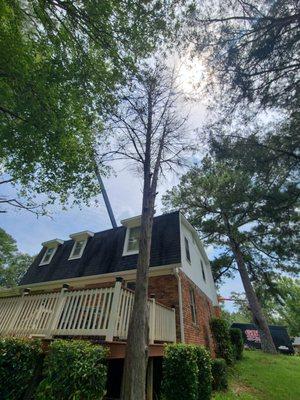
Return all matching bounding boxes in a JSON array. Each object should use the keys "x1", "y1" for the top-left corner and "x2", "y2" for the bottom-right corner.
[
  {"x1": 230, "y1": 328, "x2": 244, "y2": 360},
  {"x1": 211, "y1": 358, "x2": 228, "y2": 391},
  {"x1": 210, "y1": 318, "x2": 234, "y2": 365},
  {"x1": 36, "y1": 340, "x2": 108, "y2": 400},
  {"x1": 162, "y1": 344, "x2": 212, "y2": 400},
  {"x1": 195, "y1": 346, "x2": 212, "y2": 400},
  {"x1": 162, "y1": 344, "x2": 199, "y2": 400},
  {"x1": 0, "y1": 337, "x2": 42, "y2": 400}
]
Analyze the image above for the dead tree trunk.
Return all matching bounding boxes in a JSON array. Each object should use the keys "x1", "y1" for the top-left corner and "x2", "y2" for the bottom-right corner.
[
  {"x1": 229, "y1": 238, "x2": 277, "y2": 354},
  {"x1": 110, "y1": 62, "x2": 187, "y2": 399},
  {"x1": 121, "y1": 88, "x2": 157, "y2": 400}
]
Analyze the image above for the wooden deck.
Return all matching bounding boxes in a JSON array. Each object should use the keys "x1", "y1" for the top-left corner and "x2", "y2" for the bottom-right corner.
[{"x1": 0, "y1": 280, "x2": 176, "y2": 345}]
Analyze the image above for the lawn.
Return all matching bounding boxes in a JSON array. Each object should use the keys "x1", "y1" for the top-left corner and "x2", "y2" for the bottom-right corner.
[{"x1": 213, "y1": 350, "x2": 300, "y2": 400}]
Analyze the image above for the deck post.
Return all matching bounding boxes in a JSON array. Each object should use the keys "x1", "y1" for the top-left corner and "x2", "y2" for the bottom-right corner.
[
  {"x1": 149, "y1": 295, "x2": 156, "y2": 345},
  {"x1": 172, "y1": 307, "x2": 176, "y2": 342},
  {"x1": 46, "y1": 285, "x2": 68, "y2": 338},
  {"x1": 146, "y1": 358, "x2": 154, "y2": 400},
  {"x1": 106, "y1": 277, "x2": 123, "y2": 342}
]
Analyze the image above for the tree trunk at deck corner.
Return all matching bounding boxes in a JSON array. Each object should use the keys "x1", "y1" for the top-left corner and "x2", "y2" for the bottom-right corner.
[
  {"x1": 229, "y1": 238, "x2": 277, "y2": 354},
  {"x1": 121, "y1": 176, "x2": 156, "y2": 399}
]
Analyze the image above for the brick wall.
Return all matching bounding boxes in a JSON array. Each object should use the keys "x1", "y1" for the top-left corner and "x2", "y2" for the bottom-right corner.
[
  {"x1": 74, "y1": 271, "x2": 219, "y2": 354},
  {"x1": 179, "y1": 271, "x2": 217, "y2": 355}
]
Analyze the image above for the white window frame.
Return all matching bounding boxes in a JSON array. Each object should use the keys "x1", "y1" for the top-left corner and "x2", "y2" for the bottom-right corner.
[
  {"x1": 39, "y1": 247, "x2": 57, "y2": 266},
  {"x1": 68, "y1": 239, "x2": 88, "y2": 260},
  {"x1": 200, "y1": 260, "x2": 206, "y2": 282},
  {"x1": 185, "y1": 236, "x2": 191, "y2": 264},
  {"x1": 122, "y1": 226, "x2": 140, "y2": 256},
  {"x1": 189, "y1": 287, "x2": 197, "y2": 324}
]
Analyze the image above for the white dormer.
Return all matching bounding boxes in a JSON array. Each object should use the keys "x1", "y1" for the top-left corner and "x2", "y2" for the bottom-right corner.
[
  {"x1": 121, "y1": 216, "x2": 141, "y2": 256},
  {"x1": 68, "y1": 231, "x2": 94, "y2": 260},
  {"x1": 40, "y1": 239, "x2": 64, "y2": 266}
]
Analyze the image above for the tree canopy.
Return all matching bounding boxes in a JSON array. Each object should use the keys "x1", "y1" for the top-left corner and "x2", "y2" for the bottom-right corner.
[
  {"x1": 189, "y1": 0, "x2": 300, "y2": 113},
  {"x1": 224, "y1": 277, "x2": 300, "y2": 337},
  {"x1": 0, "y1": 228, "x2": 33, "y2": 287},
  {"x1": 0, "y1": 0, "x2": 182, "y2": 212}
]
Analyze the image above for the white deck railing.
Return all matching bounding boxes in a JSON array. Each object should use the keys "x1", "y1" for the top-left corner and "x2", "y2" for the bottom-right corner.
[{"x1": 0, "y1": 281, "x2": 176, "y2": 343}]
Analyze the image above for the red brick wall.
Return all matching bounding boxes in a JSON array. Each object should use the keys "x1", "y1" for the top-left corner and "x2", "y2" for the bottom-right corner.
[
  {"x1": 179, "y1": 271, "x2": 216, "y2": 355},
  {"x1": 68, "y1": 271, "x2": 218, "y2": 354}
]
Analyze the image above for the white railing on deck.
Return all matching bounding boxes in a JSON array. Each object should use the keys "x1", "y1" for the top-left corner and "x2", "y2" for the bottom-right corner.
[{"x1": 0, "y1": 281, "x2": 176, "y2": 343}]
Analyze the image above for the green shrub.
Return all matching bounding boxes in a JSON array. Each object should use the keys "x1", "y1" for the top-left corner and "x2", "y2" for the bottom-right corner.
[
  {"x1": 0, "y1": 337, "x2": 42, "y2": 400},
  {"x1": 195, "y1": 346, "x2": 212, "y2": 400},
  {"x1": 210, "y1": 318, "x2": 234, "y2": 365},
  {"x1": 162, "y1": 344, "x2": 213, "y2": 400},
  {"x1": 230, "y1": 328, "x2": 244, "y2": 360},
  {"x1": 162, "y1": 344, "x2": 199, "y2": 400},
  {"x1": 36, "y1": 339, "x2": 108, "y2": 400},
  {"x1": 211, "y1": 358, "x2": 228, "y2": 391}
]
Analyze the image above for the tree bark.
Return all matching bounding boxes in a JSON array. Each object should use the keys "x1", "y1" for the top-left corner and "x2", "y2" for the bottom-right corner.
[
  {"x1": 121, "y1": 88, "x2": 157, "y2": 400},
  {"x1": 229, "y1": 237, "x2": 277, "y2": 354}
]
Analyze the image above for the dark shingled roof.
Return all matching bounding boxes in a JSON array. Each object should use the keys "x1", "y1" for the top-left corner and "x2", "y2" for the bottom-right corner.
[{"x1": 20, "y1": 211, "x2": 181, "y2": 285}]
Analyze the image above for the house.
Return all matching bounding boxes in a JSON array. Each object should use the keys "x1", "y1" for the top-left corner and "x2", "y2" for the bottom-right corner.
[{"x1": 0, "y1": 211, "x2": 220, "y2": 398}]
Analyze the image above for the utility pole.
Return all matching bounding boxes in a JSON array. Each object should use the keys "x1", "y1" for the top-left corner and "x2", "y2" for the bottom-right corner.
[{"x1": 94, "y1": 164, "x2": 117, "y2": 229}]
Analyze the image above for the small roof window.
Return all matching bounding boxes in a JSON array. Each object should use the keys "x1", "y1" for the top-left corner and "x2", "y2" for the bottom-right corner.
[
  {"x1": 68, "y1": 231, "x2": 94, "y2": 260},
  {"x1": 39, "y1": 239, "x2": 64, "y2": 266},
  {"x1": 123, "y1": 225, "x2": 140, "y2": 256}
]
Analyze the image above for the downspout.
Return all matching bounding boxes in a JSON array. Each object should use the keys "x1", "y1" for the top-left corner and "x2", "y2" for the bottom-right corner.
[{"x1": 175, "y1": 267, "x2": 185, "y2": 343}]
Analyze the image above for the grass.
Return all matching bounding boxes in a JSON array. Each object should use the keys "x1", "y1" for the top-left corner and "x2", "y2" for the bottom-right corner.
[{"x1": 213, "y1": 350, "x2": 300, "y2": 400}]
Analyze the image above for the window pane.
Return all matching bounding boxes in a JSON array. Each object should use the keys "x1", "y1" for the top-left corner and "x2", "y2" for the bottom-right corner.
[
  {"x1": 72, "y1": 240, "x2": 85, "y2": 257},
  {"x1": 185, "y1": 237, "x2": 191, "y2": 263},
  {"x1": 43, "y1": 248, "x2": 54, "y2": 263},
  {"x1": 128, "y1": 227, "x2": 140, "y2": 252},
  {"x1": 201, "y1": 260, "x2": 206, "y2": 282},
  {"x1": 189, "y1": 288, "x2": 197, "y2": 323}
]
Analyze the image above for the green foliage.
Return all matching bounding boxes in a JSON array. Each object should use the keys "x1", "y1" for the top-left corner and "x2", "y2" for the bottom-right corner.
[
  {"x1": 225, "y1": 277, "x2": 300, "y2": 337},
  {"x1": 0, "y1": 0, "x2": 182, "y2": 211},
  {"x1": 36, "y1": 340, "x2": 108, "y2": 400},
  {"x1": 162, "y1": 344, "x2": 212, "y2": 400},
  {"x1": 230, "y1": 328, "x2": 244, "y2": 360},
  {"x1": 210, "y1": 318, "x2": 234, "y2": 365},
  {"x1": 0, "y1": 337, "x2": 42, "y2": 400},
  {"x1": 162, "y1": 344, "x2": 199, "y2": 400},
  {"x1": 0, "y1": 227, "x2": 33, "y2": 287},
  {"x1": 189, "y1": 0, "x2": 299, "y2": 112},
  {"x1": 211, "y1": 358, "x2": 228, "y2": 391},
  {"x1": 194, "y1": 346, "x2": 212, "y2": 400}
]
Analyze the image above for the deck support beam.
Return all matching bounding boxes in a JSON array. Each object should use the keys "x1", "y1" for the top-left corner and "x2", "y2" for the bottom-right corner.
[{"x1": 146, "y1": 358, "x2": 154, "y2": 400}]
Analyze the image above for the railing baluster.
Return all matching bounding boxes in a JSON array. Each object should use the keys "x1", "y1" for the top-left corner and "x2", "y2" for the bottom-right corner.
[{"x1": 0, "y1": 284, "x2": 176, "y2": 342}]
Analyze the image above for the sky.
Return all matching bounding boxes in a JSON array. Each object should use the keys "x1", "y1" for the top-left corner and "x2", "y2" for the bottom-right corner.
[{"x1": 0, "y1": 58, "x2": 243, "y2": 312}]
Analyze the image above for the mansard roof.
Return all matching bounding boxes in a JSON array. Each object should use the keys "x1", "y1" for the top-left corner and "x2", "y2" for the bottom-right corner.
[{"x1": 20, "y1": 211, "x2": 181, "y2": 285}]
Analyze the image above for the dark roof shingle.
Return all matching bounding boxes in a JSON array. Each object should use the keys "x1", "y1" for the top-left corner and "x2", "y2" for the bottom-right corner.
[{"x1": 20, "y1": 211, "x2": 181, "y2": 285}]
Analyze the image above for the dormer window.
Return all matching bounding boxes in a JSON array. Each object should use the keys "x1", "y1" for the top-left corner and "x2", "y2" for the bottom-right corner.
[
  {"x1": 121, "y1": 216, "x2": 141, "y2": 256},
  {"x1": 69, "y1": 239, "x2": 87, "y2": 259},
  {"x1": 39, "y1": 239, "x2": 64, "y2": 266},
  {"x1": 128, "y1": 226, "x2": 140, "y2": 252},
  {"x1": 68, "y1": 231, "x2": 94, "y2": 260},
  {"x1": 40, "y1": 247, "x2": 56, "y2": 265},
  {"x1": 123, "y1": 226, "x2": 140, "y2": 255}
]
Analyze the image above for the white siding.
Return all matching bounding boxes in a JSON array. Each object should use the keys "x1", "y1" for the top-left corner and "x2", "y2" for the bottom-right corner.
[{"x1": 180, "y1": 217, "x2": 218, "y2": 305}]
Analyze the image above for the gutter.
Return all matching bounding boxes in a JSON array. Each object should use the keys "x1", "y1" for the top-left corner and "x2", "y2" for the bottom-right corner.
[{"x1": 174, "y1": 267, "x2": 185, "y2": 343}]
